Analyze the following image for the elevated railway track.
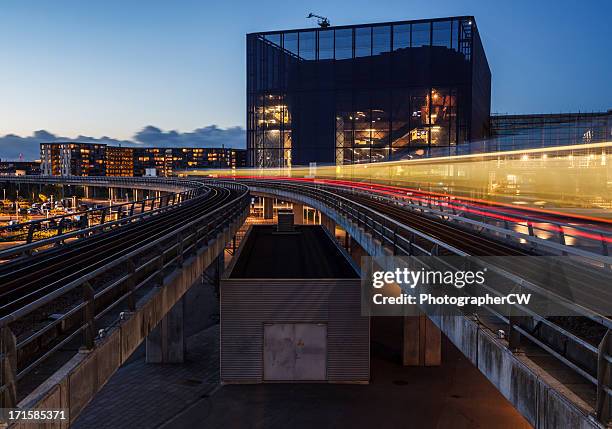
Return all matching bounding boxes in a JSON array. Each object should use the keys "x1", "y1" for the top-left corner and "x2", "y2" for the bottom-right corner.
[{"x1": 0, "y1": 177, "x2": 249, "y2": 413}]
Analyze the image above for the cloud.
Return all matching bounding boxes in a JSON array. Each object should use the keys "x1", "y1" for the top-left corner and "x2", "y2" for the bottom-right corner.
[
  {"x1": 133, "y1": 125, "x2": 245, "y2": 149},
  {"x1": 0, "y1": 125, "x2": 246, "y2": 161}
]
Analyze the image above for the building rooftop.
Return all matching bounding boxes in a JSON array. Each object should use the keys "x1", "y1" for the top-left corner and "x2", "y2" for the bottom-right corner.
[
  {"x1": 229, "y1": 225, "x2": 359, "y2": 279},
  {"x1": 248, "y1": 15, "x2": 477, "y2": 36}
]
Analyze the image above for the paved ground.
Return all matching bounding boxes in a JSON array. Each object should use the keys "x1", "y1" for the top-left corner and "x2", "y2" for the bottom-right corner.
[
  {"x1": 73, "y1": 322, "x2": 531, "y2": 429},
  {"x1": 72, "y1": 326, "x2": 220, "y2": 429}
]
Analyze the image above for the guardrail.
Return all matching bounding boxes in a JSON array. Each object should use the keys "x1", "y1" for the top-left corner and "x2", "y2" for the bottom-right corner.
[
  {"x1": 257, "y1": 178, "x2": 612, "y2": 263},
  {"x1": 0, "y1": 175, "x2": 191, "y2": 190},
  {"x1": 0, "y1": 176, "x2": 206, "y2": 260},
  {"x1": 347, "y1": 184, "x2": 611, "y2": 261},
  {"x1": 237, "y1": 178, "x2": 612, "y2": 425},
  {"x1": 0, "y1": 179, "x2": 249, "y2": 410}
]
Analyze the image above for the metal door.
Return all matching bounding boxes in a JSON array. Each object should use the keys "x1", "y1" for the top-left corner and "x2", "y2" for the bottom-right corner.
[{"x1": 263, "y1": 323, "x2": 327, "y2": 381}]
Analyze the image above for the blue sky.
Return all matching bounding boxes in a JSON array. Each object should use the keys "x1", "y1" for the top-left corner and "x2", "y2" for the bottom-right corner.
[{"x1": 1, "y1": 0, "x2": 611, "y2": 140}]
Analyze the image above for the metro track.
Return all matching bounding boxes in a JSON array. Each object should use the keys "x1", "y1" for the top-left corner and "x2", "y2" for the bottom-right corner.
[
  {"x1": 342, "y1": 190, "x2": 612, "y2": 316},
  {"x1": 240, "y1": 177, "x2": 610, "y2": 315},
  {"x1": 0, "y1": 184, "x2": 236, "y2": 317},
  {"x1": 348, "y1": 192, "x2": 529, "y2": 257}
]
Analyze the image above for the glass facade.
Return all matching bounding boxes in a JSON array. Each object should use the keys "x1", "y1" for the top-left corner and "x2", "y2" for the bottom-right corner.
[
  {"x1": 247, "y1": 16, "x2": 491, "y2": 167},
  {"x1": 488, "y1": 111, "x2": 612, "y2": 152}
]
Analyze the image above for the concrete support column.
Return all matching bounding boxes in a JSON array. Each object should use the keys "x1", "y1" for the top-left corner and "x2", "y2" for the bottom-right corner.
[
  {"x1": 292, "y1": 203, "x2": 304, "y2": 224},
  {"x1": 348, "y1": 237, "x2": 366, "y2": 265},
  {"x1": 263, "y1": 197, "x2": 274, "y2": 219},
  {"x1": 146, "y1": 297, "x2": 185, "y2": 363},
  {"x1": 403, "y1": 314, "x2": 441, "y2": 366},
  {"x1": 321, "y1": 213, "x2": 336, "y2": 236}
]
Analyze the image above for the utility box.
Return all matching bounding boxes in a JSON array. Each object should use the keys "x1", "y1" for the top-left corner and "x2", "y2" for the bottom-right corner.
[{"x1": 221, "y1": 224, "x2": 368, "y2": 383}]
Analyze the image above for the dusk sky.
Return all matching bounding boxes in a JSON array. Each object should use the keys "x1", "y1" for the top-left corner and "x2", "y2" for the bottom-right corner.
[{"x1": 1, "y1": 0, "x2": 611, "y2": 140}]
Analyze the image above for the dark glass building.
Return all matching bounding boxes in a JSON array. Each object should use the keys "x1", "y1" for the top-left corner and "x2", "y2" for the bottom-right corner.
[{"x1": 247, "y1": 16, "x2": 491, "y2": 167}]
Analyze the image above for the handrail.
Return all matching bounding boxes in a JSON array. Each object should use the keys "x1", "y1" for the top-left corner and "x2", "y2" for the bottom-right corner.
[
  {"x1": 0, "y1": 180, "x2": 247, "y2": 326},
  {"x1": 274, "y1": 178, "x2": 612, "y2": 260},
  {"x1": 341, "y1": 187, "x2": 612, "y2": 265},
  {"x1": 0, "y1": 179, "x2": 249, "y2": 409},
  {"x1": 0, "y1": 176, "x2": 207, "y2": 258}
]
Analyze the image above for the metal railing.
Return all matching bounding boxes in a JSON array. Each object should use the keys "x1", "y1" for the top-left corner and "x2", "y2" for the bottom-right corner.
[
  {"x1": 299, "y1": 180, "x2": 612, "y2": 263},
  {"x1": 0, "y1": 176, "x2": 207, "y2": 261},
  {"x1": 239, "y1": 178, "x2": 612, "y2": 425},
  {"x1": 362, "y1": 187, "x2": 610, "y2": 261},
  {"x1": 0, "y1": 175, "x2": 192, "y2": 191},
  {"x1": 0, "y1": 179, "x2": 249, "y2": 409}
]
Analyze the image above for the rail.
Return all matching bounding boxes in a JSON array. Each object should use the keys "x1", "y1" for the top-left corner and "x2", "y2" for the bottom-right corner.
[
  {"x1": 237, "y1": 178, "x2": 612, "y2": 425},
  {"x1": 0, "y1": 176, "x2": 206, "y2": 260},
  {"x1": 341, "y1": 183, "x2": 611, "y2": 261},
  {"x1": 0, "y1": 179, "x2": 249, "y2": 409}
]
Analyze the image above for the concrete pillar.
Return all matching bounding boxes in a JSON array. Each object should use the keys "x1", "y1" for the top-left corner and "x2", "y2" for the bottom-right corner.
[
  {"x1": 293, "y1": 203, "x2": 304, "y2": 224},
  {"x1": 183, "y1": 253, "x2": 223, "y2": 336},
  {"x1": 403, "y1": 314, "x2": 441, "y2": 366},
  {"x1": 348, "y1": 236, "x2": 367, "y2": 267},
  {"x1": 263, "y1": 197, "x2": 274, "y2": 219},
  {"x1": 146, "y1": 297, "x2": 185, "y2": 363},
  {"x1": 321, "y1": 213, "x2": 336, "y2": 236}
]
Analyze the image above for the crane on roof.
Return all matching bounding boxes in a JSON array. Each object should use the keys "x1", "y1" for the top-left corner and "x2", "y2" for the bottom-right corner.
[{"x1": 307, "y1": 13, "x2": 330, "y2": 28}]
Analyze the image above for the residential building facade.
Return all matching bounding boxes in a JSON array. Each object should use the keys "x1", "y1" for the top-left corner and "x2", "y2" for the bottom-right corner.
[
  {"x1": 40, "y1": 142, "x2": 106, "y2": 176},
  {"x1": 40, "y1": 143, "x2": 246, "y2": 176}
]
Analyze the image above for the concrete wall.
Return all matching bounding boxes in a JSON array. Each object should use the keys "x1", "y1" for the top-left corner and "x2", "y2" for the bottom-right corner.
[
  {"x1": 13, "y1": 209, "x2": 248, "y2": 428},
  {"x1": 248, "y1": 186, "x2": 603, "y2": 429}
]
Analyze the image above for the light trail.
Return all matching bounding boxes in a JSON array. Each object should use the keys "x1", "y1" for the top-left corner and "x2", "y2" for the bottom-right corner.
[{"x1": 185, "y1": 141, "x2": 612, "y2": 224}]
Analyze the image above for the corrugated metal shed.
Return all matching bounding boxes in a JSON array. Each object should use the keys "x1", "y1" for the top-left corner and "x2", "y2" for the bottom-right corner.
[{"x1": 221, "y1": 225, "x2": 369, "y2": 383}]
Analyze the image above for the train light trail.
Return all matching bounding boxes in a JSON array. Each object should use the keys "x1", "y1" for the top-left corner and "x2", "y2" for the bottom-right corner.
[{"x1": 186, "y1": 141, "x2": 612, "y2": 224}]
